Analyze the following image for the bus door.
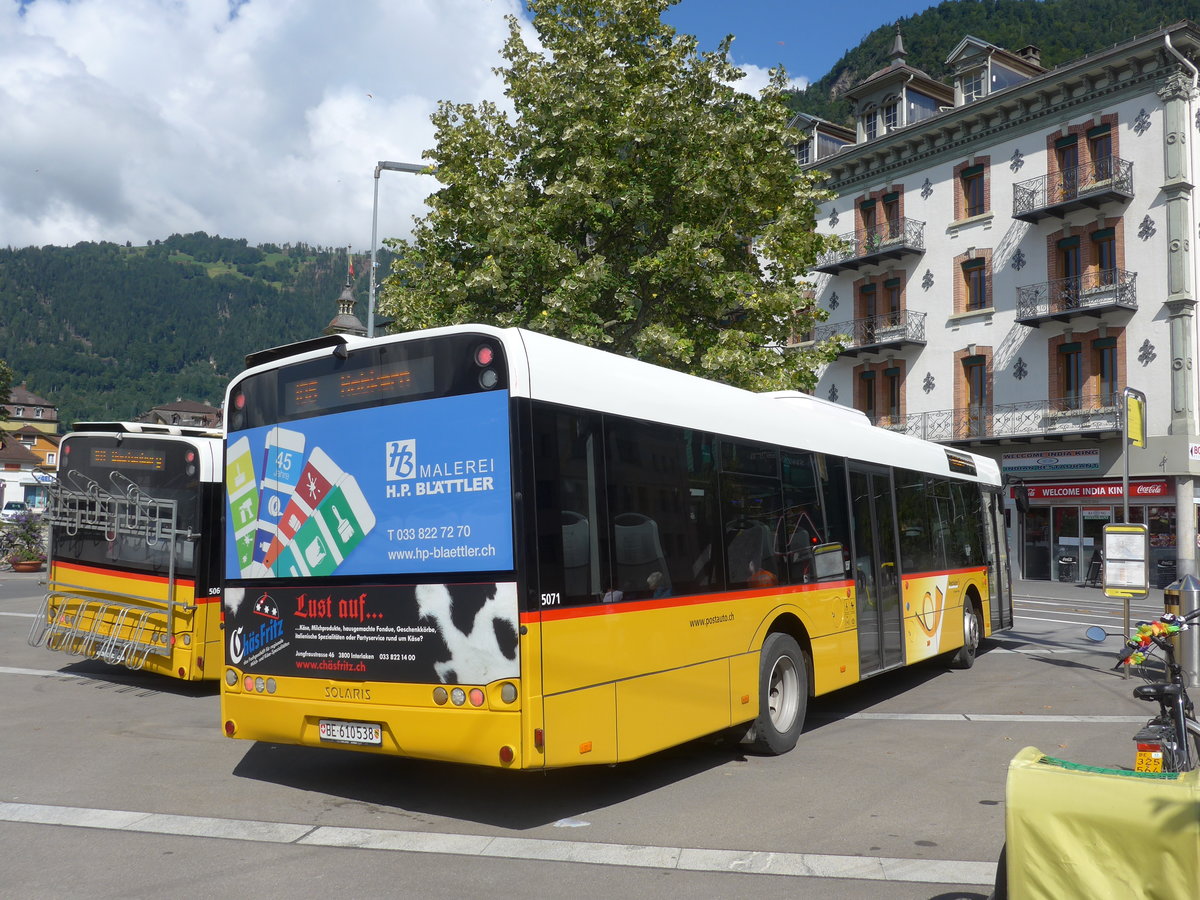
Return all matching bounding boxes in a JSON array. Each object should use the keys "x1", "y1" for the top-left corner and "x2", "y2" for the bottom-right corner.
[
  {"x1": 985, "y1": 492, "x2": 1014, "y2": 630},
  {"x1": 849, "y1": 464, "x2": 903, "y2": 676}
]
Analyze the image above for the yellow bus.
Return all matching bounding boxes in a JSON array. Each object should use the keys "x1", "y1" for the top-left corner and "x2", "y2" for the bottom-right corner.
[
  {"x1": 29, "y1": 422, "x2": 225, "y2": 680},
  {"x1": 219, "y1": 325, "x2": 1012, "y2": 767}
]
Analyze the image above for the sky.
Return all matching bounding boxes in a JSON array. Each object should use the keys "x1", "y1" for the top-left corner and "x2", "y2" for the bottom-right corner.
[{"x1": 0, "y1": 0, "x2": 940, "y2": 253}]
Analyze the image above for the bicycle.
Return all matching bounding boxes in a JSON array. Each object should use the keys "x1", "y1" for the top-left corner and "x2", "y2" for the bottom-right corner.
[
  {"x1": 1086, "y1": 608, "x2": 1200, "y2": 773},
  {"x1": 0, "y1": 526, "x2": 16, "y2": 571}
]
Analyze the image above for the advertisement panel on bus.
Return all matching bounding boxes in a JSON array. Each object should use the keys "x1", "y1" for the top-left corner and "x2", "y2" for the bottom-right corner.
[
  {"x1": 224, "y1": 389, "x2": 514, "y2": 581},
  {"x1": 222, "y1": 388, "x2": 518, "y2": 685}
]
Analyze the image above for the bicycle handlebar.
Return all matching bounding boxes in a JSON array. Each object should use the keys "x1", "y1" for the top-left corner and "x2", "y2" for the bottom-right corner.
[{"x1": 1111, "y1": 611, "x2": 1197, "y2": 669}]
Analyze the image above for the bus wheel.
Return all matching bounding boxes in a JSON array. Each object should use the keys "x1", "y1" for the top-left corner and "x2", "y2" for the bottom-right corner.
[
  {"x1": 752, "y1": 633, "x2": 808, "y2": 755},
  {"x1": 950, "y1": 601, "x2": 981, "y2": 669}
]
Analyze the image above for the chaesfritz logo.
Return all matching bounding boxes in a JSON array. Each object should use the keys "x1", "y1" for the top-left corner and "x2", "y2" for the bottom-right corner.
[
  {"x1": 228, "y1": 619, "x2": 285, "y2": 666},
  {"x1": 229, "y1": 626, "x2": 246, "y2": 664},
  {"x1": 386, "y1": 439, "x2": 417, "y2": 481}
]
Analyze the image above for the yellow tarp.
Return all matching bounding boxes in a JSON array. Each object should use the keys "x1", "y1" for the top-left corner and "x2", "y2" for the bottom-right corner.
[{"x1": 1004, "y1": 746, "x2": 1200, "y2": 899}]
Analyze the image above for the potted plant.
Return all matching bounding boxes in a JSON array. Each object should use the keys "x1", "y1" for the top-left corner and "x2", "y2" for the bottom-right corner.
[{"x1": 3, "y1": 510, "x2": 47, "y2": 572}]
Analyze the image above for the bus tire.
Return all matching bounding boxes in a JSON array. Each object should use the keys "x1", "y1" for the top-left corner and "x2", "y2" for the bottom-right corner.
[
  {"x1": 990, "y1": 842, "x2": 1008, "y2": 900},
  {"x1": 751, "y1": 633, "x2": 808, "y2": 755},
  {"x1": 950, "y1": 600, "x2": 981, "y2": 669}
]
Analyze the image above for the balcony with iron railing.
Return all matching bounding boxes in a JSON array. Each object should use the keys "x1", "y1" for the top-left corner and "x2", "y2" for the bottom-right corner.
[
  {"x1": 812, "y1": 217, "x2": 926, "y2": 274},
  {"x1": 1016, "y1": 268, "x2": 1137, "y2": 326},
  {"x1": 1012, "y1": 156, "x2": 1133, "y2": 222},
  {"x1": 874, "y1": 392, "x2": 1123, "y2": 444},
  {"x1": 812, "y1": 309, "x2": 927, "y2": 357}
]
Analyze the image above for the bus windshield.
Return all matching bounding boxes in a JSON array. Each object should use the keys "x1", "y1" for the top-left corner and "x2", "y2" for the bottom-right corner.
[{"x1": 52, "y1": 435, "x2": 204, "y2": 578}]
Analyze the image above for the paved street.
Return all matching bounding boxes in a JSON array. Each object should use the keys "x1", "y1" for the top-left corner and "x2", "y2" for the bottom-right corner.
[{"x1": 0, "y1": 568, "x2": 1179, "y2": 899}]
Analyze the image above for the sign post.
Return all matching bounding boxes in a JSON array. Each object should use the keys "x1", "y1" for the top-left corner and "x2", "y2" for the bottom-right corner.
[
  {"x1": 1122, "y1": 387, "x2": 1147, "y2": 524},
  {"x1": 1104, "y1": 522, "x2": 1150, "y2": 679},
  {"x1": 1115, "y1": 387, "x2": 1147, "y2": 678}
]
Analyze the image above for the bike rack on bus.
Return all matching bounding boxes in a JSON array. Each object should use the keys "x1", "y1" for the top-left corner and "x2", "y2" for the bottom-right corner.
[{"x1": 28, "y1": 474, "x2": 189, "y2": 673}]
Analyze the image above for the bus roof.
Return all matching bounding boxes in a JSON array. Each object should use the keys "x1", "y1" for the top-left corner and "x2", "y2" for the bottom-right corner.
[
  {"x1": 231, "y1": 324, "x2": 1000, "y2": 487},
  {"x1": 70, "y1": 421, "x2": 223, "y2": 439}
]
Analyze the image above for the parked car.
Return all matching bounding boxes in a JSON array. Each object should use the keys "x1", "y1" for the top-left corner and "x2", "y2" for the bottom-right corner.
[{"x1": 1, "y1": 500, "x2": 30, "y2": 523}]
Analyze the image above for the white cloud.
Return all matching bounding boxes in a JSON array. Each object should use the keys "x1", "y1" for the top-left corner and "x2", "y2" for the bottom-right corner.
[
  {"x1": 728, "y1": 59, "x2": 808, "y2": 97},
  {"x1": 0, "y1": 1, "x2": 805, "y2": 251},
  {"x1": 0, "y1": 0, "x2": 526, "y2": 250}
]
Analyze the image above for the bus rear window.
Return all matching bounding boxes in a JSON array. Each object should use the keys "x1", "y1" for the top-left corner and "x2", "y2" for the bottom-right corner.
[{"x1": 229, "y1": 333, "x2": 507, "y2": 432}]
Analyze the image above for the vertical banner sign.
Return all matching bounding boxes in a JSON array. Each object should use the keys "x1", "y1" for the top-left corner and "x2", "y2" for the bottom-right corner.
[
  {"x1": 1121, "y1": 386, "x2": 1147, "y2": 526},
  {"x1": 1126, "y1": 389, "x2": 1146, "y2": 449}
]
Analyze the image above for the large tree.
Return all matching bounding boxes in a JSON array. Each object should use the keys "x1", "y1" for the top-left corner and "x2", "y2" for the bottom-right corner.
[{"x1": 379, "y1": 0, "x2": 839, "y2": 391}]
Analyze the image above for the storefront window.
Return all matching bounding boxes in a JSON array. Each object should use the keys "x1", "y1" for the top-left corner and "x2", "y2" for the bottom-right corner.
[
  {"x1": 1146, "y1": 506, "x2": 1177, "y2": 588},
  {"x1": 1024, "y1": 507, "x2": 1050, "y2": 580},
  {"x1": 1052, "y1": 507, "x2": 1080, "y2": 582}
]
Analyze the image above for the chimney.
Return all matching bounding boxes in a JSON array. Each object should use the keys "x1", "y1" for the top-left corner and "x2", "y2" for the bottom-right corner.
[{"x1": 1016, "y1": 45, "x2": 1041, "y2": 67}]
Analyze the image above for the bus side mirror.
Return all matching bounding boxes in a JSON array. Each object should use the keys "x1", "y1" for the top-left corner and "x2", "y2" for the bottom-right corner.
[{"x1": 1014, "y1": 483, "x2": 1030, "y2": 515}]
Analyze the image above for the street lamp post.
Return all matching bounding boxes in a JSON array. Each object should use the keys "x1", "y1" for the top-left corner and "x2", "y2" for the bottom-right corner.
[{"x1": 368, "y1": 160, "x2": 431, "y2": 338}]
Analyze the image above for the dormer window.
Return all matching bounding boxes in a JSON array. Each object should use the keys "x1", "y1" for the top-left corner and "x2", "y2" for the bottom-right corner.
[
  {"x1": 13, "y1": 406, "x2": 23, "y2": 417},
  {"x1": 862, "y1": 106, "x2": 878, "y2": 140},
  {"x1": 962, "y1": 70, "x2": 985, "y2": 103},
  {"x1": 796, "y1": 140, "x2": 811, "y2": 165},
  {"x1": 882, "y1": 100, "x2": 899, "y2": 132}
]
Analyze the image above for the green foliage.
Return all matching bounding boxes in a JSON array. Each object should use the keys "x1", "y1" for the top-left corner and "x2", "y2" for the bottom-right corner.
[
  {"x1": 380, "y1": 0, "x2": 840, "y2": 391},
  {"x1": 787, "y1": 0, "x2": 1200, "y2": 125},
  {"x1": 0, "y1": 236, "x2": 376, "y2": 426},
  {"x1": 0, "y1": 358, "x2": 11, "y2": 420}
]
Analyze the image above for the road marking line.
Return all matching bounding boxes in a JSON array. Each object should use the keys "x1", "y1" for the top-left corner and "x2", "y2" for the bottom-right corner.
[
  {"x1": 1013, "y1": 614, "x2": 1124, "y2": 628},
  {"x1": 0, "y1": 665, "x2": 84, "y2": 678},
  {"x1": 0, "y1": 611, "x2": 37, "y2": 618},
  {"x1": 815, "y1": 712, "x2": 1145, "y2": 723},
  {"x1": 0, "y1": 800, "x2": 996, "y2": 886}
]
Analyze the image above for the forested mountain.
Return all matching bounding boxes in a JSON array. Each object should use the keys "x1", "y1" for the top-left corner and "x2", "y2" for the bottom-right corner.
[
  {"x1": 786, "y1": 0, "x2": 1199, "y2": 124},
  {"x1": 0, "y1": 235, "x2": 383, "y2": 426}
]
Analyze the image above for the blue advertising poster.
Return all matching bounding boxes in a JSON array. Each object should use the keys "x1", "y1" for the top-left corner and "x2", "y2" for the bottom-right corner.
[{"x1": 225, "y1": 391, "x2": 513, "y2": 580}]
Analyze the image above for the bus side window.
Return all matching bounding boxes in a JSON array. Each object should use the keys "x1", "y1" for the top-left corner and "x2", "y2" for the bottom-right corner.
[
  {"x1": 719, "y1": 445, "x2": 783, "y2": 590},
  {"x1": 894, "y1": 468, "x2": 934, "y2": 574},
  {"x1": 813, "y1": 454, "x2": 852, "y2": 581},
  {"x1": 949, "y1": 481, "x2": 985, "y2": 566},
  {"x1": 927, "y1": 477, "x2": 955, "y2": 569},
  {"x1": 604, "y1": 419, "x2": 718, "y2": 600},
  {"x1": 781, "y1": 451, "x2": 825, "y2": 585},
  {"x1": 531, "y1": 405, "x2": 609, "y2": 605}
]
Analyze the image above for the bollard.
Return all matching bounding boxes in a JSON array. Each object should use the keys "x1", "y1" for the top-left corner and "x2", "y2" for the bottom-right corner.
[
  {"x1": 1164, "y1": 577, "x2": 1182, "y2": 664},
  {"x1": 1167, "y1": 574, "x2": 1200, "y2": 689}
]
